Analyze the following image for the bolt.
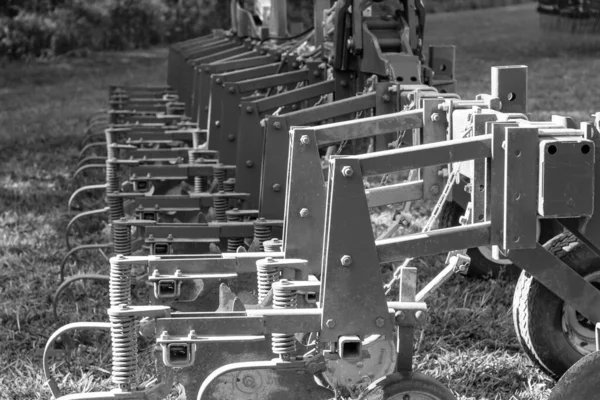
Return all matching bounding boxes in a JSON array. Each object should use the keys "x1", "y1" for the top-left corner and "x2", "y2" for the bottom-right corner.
[
  {"x1": 313, "y1": 70, "x2": 321, "y2": 77},
  {"x1": 273, "y1": 121, "x2": 281, "y2": 129},
  {"x1": 246, "y1": 160, "x2": 253, "y2": 168},
  {"x1": 356, "y1": 361, "x2": 364, "y2": 368},
  {"x1": 341, "y1": 166, "x2": 354, "y2": 177},
  {"x1": 188, "y1": 330, "x2": 197, "y2": 339},
  {"x1": 300, "y1": 135, "x2": 310, "y2": 145},
  {"x1": 167, "y1": 234, "x2": 174, "y2": 240},
  {"x1": 246, "y1": 106, "x2": 253, "y2": 113},
  {"x1": 430, "y1": 185, "x2": 440, "y2": 195},
  {"x1": 215, "y1": 78, "x2": 222, "y2": 84},
  {"x1": 228, "y1": 86, "x2": 235, "y2": 93},
  {"x1": 272, "y1": 183, "x2": 281, "y2": 192},
  {"x1": 228, "y1": 134, "x2": 235, "y2": 141},
  {"x1": 291, "y1": 104, "x2": 298, "y2": 111},
  {"x1": 340, "y1": 80, "x2": 348, "y2": 87},
  {"x1": 215, "y1": 120, "x2": 220, "y2": 127},
  {"x1": 382, "y1": 94, "x2": 390, "y2": 102},
  {"x1": 396, "y1": 311, "x2": 405, "y2": 321},
  {"x1": 174, "y1": 269, "x2": 182, "y2": 277},
  {"x1": 300, "y1": 208, "x2": 309, "y2": 218},
  {"x1": 415, "y1": 310, "x2": 425, "y2": 322},
  {"x1": 431, "y1": 113, "x2": 440, "y2": 122},
  {"x1": 326, "y1": 319, "x2": 336, "y2": 328},
  {"x1": 375, "y1": 317, "x2": 385, "y2": 327},
  {"x1": 152, "y1": 270, "x2": 160, "y2": 277},
  {"x1": 119, "y1": 304, "x2": 129, "y2": 310},
  {"x1": 266, "y1": 257, "x2": 275, "y2": 263},
  {"x1": 340, "y1": 255, "x2": 353, "y2": 266},
  {"x1": 280, "y1": 279, "x2": 290, "y2": 285},
  {"x1": 403, "y1": 395, "x2": 411, "y2": 400},
  {"x1": 148, "y1": 234, "x2": 154, "y2": 241}
]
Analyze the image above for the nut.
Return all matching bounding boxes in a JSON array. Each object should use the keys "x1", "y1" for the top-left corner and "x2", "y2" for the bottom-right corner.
[
  {"x1": 300, "y1": 208, "x2": 309, "y2": 218},
  {"x1": 430, "y1": 113, "x2": 440, "y2": 122},
  {"x1": 430, "y1": 185, "x2": 440, "y2": 195},
  {"x1": 341, "y1": 166, "x2": 354, "y2": 177},
  {"x1": 300, "y1": 135, "x2": 310, "y2": 145},
  {"x1": 382, "y1": 94, "x2": 391, "y2": 102},
  {"x1": 375, "y1": 317, "x2": 385, "y2": 327},
  {"x1": 272, "y1": 183, "x2": 281, "y2": 192},
  {"x1": 340, "y1": 255, "x2": 353, "y2": 266},
  {"x1": 415, "y1": 310, "x2": 425, "y2": 322},
  {"x1": 246, "y1": 106, "x2": 253, "y2": 113},
  {"x1": 273, "y1": 121, "x2": 281, "y2": 129},
  {"x1": 326, "y1": 319, "x2": 336, "y2": 328}
]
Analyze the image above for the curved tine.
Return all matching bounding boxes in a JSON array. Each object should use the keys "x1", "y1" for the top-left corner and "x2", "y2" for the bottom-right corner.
[
  {"x1": 72, "y1": 164, "x2": 106, "y2": 181},
  {"x1": 68, "y1": 183, "x2": 106, "y2": 211},
  {"x1": 43, "y1": 322, "x2": 111, "y2": 399},
  {"x1": 78, "y1": 142, "x2": 107, "y2": 158},
  {"x1": 59, "y1": 243, "x2": 114, "y2": 282},
  {"x1": 65, "y1": 208, "x2": 109, "y2": 249},
  {"x1": 75, "y1": 156, "x2": 107, "y2": 171},
  {"x1": 80, "y1": 132, "x2": 109, "y2": 149},
  {"x1": 52, "y1": 274, "x2": 111, "y2": 320}
]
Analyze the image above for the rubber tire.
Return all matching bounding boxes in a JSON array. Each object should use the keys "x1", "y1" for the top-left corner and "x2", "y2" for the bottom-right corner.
[
  {"x1": 359, "y1": 372, "x2": 455, "y2": 400},
  {"x1": 439, "y1": 201, "x2": 520, "y2": 280},
  {"x1": 547, "y1": 350, "x2": 600, "y2": 400},
  {"x1": 512, "y1": 232, "x2": 599, "y2": 380}
]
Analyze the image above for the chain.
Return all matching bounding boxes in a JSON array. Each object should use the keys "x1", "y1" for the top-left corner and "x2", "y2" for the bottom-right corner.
[{"x1": 383, "y1": 123, "x2": 474, "y2": 295}]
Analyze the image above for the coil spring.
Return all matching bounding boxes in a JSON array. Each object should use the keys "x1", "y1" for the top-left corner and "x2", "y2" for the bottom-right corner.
[
  {"x1": 214, "y1": 167, "x2": 226, "y2": 192},
  {"x1": 189, "y1": 150, "x2": 203, "y2": 194},
  {"x1": 198, "y1": 176, "x2": 208, "y2": 192},
  {"x1": 109, "y1": 255, "x2": 132, "y2": 307},
  {"x1": 224, "y1": 178, "x2": 235, "y2": 193},
  {"x1": 112, "y1": 222, "x2": 132, "y2": 256},
  {"x1": 109, "y1": 314, "x2": 138, "y2": 388},
  {"x1": 227, "y1": 210, "x2": 244, "y2": 252},
  {"x1": 213, "y1": 192, "x2": 228, "y2": 222},
  {"x1": 272, "y1": 281, "x2": 297, "y2": 358},
  {"x1": 257, "y1": 260, "x2": 280, "y2": 303},
  {"x1": 253, "y1": 221, "x2": 272, "y2": 252},
  {"x1": 263, "y1": 238, "x2": 282, "y2": 253}
]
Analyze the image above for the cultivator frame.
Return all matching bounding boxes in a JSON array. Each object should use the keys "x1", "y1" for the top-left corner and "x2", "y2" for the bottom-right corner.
[
  {"x1": 43, "y1": 1, "x2": 600, "y2": 400},
  {"x1": 538, "y1": 0, "x2": 600, "y2": 33}
]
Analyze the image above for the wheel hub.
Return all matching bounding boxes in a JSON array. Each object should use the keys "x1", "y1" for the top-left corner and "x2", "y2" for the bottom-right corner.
[{"x1": 561, "y1": 271, "x2": 600, "y2": 355}]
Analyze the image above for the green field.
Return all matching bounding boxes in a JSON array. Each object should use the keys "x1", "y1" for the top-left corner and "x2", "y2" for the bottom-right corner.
[{"x1": 1, "y1": 3, "x2": 600, "y2": 399}]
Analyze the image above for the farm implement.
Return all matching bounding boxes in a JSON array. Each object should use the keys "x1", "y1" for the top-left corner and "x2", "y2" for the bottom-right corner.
[
  {"x1": 538, "y1": 0, "x2": 600, "y2": 33},
  {"x1": 44, "y1": 1, "x2": 600, "y2": 400}
]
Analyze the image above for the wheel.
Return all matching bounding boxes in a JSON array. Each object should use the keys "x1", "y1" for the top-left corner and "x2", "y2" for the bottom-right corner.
[
  {"x1": 512, "y1": 232, "x2": 600, "y2": 379},
  {"x1": 439, "y1": 201, "x2": 520, "y2": 280},
  {"x1": 548, "y1": 350, "x2": 600, "y2": 400},
  {"x1": 359, "y1": 372, "x2": 455, "y2": 400}
]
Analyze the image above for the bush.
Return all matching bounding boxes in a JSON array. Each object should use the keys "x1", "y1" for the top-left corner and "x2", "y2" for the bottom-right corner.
[{"x1": 0, "y1": 11, "x2": 56, "y2": 59}]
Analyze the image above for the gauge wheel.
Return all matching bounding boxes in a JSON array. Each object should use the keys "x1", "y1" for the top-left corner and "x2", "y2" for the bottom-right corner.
[
  {"x1": 512, "y1": 232, "x2": 600, "y2": 379},
  {"x1": 439, "y1": 201, "x2": 520, "y2": 280},
  {"x1": 547, "y1": 350, "x2": 600, "y2": 400},
  {"x1": 359, "y1": 372, "x2": 455, "y2": 400}
]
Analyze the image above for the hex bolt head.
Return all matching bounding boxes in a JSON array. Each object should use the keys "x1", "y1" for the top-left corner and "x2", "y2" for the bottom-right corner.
[
  {"x1": 215, "y1": 120, "x2": 221, "y2": 127},
  {"x1": 356, "y1": 361, "x2": 364, "y2": 368},
  {"x1": 300, "y1": 208, "x2": 309, "y2": 218},
  {"x1": 326, "y1": 319, "x2": 336, "y2": 328},
  {"x1": 382, "y1": 94, "x2": 390, "y2": 102},
  {"x1": 375, "y1": 317, "x2": 385, "y2": 327},
  {"x1": 167, "y1": 234, "x2": 174, "y2": 240},
  {"x1": 300, "y1": 135, "x2": 310, "y2": 145},
  {"x1": 340, "y1": 255, "x2": 353, "y2": 266},
  {"x1": 216, "y1": 78, "x2": 222, "y2": 84},
  {"x1": 272, "y1": 183, "x2": 281, "y2": 192},
  {"x1": 273, "y1": 121, "x2": 282, "y2": 129},
  {"x1": 431, "y1": 113, "x2": 440, "y2": 122},
  {"x1": 228, "y1": 86, "x2": 235, "y2": 93},
  {"x1": 246, "y1": 160, "x2": 253, "y2": 168},
  {"x1": 430, "y1": 185, "x2": 440, "y2": 195},
  {"x1": 341, "y1": 166, "x2": 354, "y2": 177},
  {"x1": 291, "y1": 104, "x2": 298, "y2": 110},
  {"x1": 246, "y1": 106, "x2": 253, "y2": 113},
  {"x1": 228, "y1": 134, "x2": 235, "y2": 141}
]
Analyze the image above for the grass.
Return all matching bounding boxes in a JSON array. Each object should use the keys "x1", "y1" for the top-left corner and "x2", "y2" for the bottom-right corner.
[{"x1": 1, "y1": 3, "x2": 600, "y2": 400}]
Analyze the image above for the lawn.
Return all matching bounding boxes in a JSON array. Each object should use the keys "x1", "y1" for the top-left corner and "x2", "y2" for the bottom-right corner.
[{"x1": 1, "y1": 3, "x2": 600, "y2": 400}]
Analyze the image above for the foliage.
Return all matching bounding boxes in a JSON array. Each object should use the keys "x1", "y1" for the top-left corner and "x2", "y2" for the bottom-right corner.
[{"x1": 0, "y1": 0, "x2": 227, "y2": 60}]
